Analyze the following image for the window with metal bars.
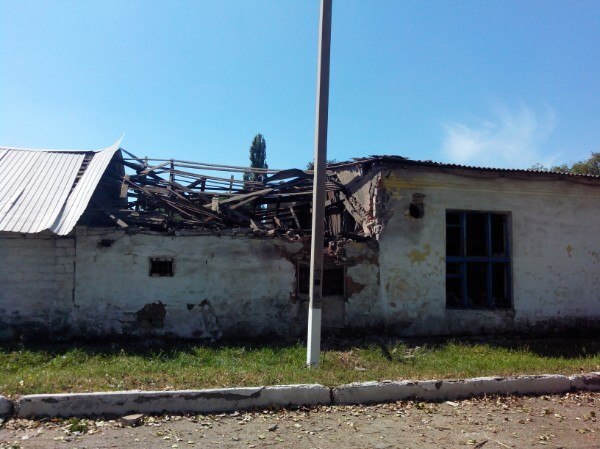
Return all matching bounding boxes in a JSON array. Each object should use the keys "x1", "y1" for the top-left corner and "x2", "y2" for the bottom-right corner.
[
  {"x1": 297, "y1": 264, "x2": 345, "y2": 297},
  {"x1": 149, "y1": 257, "x2": 174, "y2": 277},
  {"x1": 446, "y1": 211, "x2": 511, "y2": 309}
]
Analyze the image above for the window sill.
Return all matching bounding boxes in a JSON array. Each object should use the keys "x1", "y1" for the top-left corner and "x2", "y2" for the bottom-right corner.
[{"x1": 446, "y1": 307, "x2": 515, "y2": 317}]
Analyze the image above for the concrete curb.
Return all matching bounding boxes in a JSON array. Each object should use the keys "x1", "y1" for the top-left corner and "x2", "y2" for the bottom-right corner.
[
  {"x1": 333, "y1": 374, "x2": 575, "y2": 405},
  {"x1": 15, "y1": 384, "x2": 330, "y2": 418},
  {"x1": 570, "y1": 372, "x2": 600, "y2": 391},
  {"x1": 3, "y1": 372, "x2": 598, "y2": 419},
  {"x1": 0, "y1": 395, "x2": 13, "y2": 417}
]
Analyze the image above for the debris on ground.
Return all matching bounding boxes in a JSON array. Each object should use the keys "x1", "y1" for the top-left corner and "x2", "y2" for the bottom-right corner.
[{"x1": 0, "y1": 392, "x2": 597, "y2": 448}]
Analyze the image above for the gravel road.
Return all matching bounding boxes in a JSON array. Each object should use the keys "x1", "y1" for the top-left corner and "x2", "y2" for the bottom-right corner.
[{"x1": 1, "y1": 392, "x2": 597, "y2": 449}]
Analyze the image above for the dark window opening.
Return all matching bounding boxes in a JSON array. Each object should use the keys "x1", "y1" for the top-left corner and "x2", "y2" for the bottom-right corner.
[
  {"x1": 466, "y1": 263, "x2": 488, "y2": 307},
  {"x1": 492, "y1": 263, "x2": 511, "y2": 308},
  {"x1": 298, "y1": 265, "x2": 345, "y2": 296},
  {"x1": 466, "y1": 213, "x2": 487, "y2": 256},
  {"x1": 491, "y1": 214, "x2": 507, "y2": 257},
  {"x1": 446, "y1": 225, "x2": 461, "y2": 256},
  {"x1": 149, "y1": 257, "x2": 174, "y2": 277},
  {"x1": 446, "y1": 211, "x2": 511, "y2": 309}
]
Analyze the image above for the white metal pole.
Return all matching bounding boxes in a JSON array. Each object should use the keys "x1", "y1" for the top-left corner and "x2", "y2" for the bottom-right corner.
[{"x1": 307, "y1": 0, "x2": 332, "y2": 367}]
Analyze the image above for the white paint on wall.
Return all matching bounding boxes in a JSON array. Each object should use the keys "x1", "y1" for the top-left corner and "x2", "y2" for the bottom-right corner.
[
  {"x1": 73, "y1": 229, "x2": 302, "y2": 339},
  {"x1": 1, "y1": 167, "x2": 599, "y2": 341},
  {"x1": 378, "y1": 168, "x2": 600, "y2": 335},
  {"x1": 0, "y1": 232, "x2": 74, "y2": 340}
]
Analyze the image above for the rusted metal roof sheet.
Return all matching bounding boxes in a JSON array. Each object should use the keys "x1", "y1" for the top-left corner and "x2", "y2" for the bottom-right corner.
[{"x1": 0, "y1": 139, "x2": 121, "y2": 235}]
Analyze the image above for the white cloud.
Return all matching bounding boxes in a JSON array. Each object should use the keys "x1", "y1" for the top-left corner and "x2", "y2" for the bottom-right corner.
[{"x1": 440, "y1": 103, "x2": 557, "y2": 168}]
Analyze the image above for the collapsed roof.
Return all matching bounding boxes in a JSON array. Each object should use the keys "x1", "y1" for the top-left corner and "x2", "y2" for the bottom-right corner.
[
  {"x1": 114, "y1": 149, "x2": 361, "y2": 239},
  {"x1": 2, "y1": 140, "x2": 599, "y2": 237},
  {"x1": 110, "y1": 151, "x2": 600, "y2": 239}
]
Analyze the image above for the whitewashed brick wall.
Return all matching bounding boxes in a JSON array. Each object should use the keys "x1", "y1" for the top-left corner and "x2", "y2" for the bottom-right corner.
[{"x1": 0, "y1": 232, "x2": 75, "y2": 340}]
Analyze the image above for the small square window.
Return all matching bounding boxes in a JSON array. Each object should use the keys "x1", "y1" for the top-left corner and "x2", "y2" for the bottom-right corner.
[{"x1": 149, "y1": 257, "x2": 174, "y2": 277}]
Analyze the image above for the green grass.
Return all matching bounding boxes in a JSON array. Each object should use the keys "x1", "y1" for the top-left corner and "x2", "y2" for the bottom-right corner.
[{"x1": 0, "y1": 337, "x2": 598, "y2": 397}]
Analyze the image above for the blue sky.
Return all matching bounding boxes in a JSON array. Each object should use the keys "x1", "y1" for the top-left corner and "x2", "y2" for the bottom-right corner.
[{"x1": 1, "y1": 0, "x2": 599, "y2": 171}]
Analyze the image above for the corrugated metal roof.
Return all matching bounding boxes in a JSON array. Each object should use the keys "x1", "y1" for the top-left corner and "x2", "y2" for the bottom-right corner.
[
  {"x1": 0, "y1": 139, "x2": 122, "y2": 235},
  {"x1": 329, "y1": 155, "x2": 600, "y2": 181}
]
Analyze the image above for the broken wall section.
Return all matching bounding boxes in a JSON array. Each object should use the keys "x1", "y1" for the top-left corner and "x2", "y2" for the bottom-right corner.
[
  {"x1": 333, "y1": 163, "x2": 389, "y2": 239},
  {"x1": 279, "y1": 232, "x2": 382, "y2": 332}
]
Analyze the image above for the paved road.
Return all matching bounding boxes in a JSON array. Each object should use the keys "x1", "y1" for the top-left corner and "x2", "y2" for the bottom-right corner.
[{"x1": 1, "y1": 392, "x2": 598, "y2": 449}]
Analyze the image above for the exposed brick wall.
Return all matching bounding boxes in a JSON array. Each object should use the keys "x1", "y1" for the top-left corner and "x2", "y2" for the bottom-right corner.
[
  {"x1": 0, "y1": 232, "x2": 75, "y2": 340},
  {"x1": 51, "y1": 237, "x2": 76, "y2": 339}
]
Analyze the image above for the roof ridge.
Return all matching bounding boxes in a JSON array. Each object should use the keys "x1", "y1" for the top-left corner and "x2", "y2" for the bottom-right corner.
[
  {"x1": 328, "y1": 156, "x2": 600, "y2": 180},
  {"x1": 0, "y1": 147, "x2": 98, "y2": 154}
]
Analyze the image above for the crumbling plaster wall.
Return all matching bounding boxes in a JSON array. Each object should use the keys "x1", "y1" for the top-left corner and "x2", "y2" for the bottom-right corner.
[
  {"x1": 0, "y1": 232, "x2": 74, "y2": 341},
  {"x1": 4, "y1": 166, "x2": 596, "y2": 342},
  {"x1": 377, "y1": 168, "x2": 600, "y2": 335},
  {"x1": 342, "y1": 242, "x2": 381, "y2": 331},
  {"x1": 72, "y1": 228, "x2": 305, "y2": 340}
]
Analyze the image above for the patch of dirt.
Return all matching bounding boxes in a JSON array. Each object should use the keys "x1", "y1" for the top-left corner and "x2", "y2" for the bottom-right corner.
[{"x1": 0, "y1": 392, "x2": 597, "y2": 448}]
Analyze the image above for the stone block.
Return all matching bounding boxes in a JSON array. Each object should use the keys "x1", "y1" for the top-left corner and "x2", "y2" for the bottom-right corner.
[
  {"x1": 56, "y1": 239, "x2": 76, "y2": 248},
  {"x1": 333, "y1": 381, "x2": 411, "y2": 405},
  {"x1": 333, "y1": 375, "x2": 573, "y2": 405},
  {"x1": 63, "y1": 246, "x2": 76, "y2": 256},
  {"x1": 468, "y1": 375, "x2": 571, "y2": 396},
  {"x1": 570, "y1": 372, "x2": 600, "y2": 391},
  {"x1": 59, "y1": 263, "x2": 75, "y2": 274},
  {"x1": 16, "y1": 384, "x2": 331, "y2": 418},
  {"x1": 119, "y1": 413, "x2": 144, "y2": 426},
  {"x1": 0, "y1": 395, "x2": 13, "y2": 417}
]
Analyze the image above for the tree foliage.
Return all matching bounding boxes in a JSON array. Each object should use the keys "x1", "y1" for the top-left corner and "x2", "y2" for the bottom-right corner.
[
  {"x1": 244, "y1": 134, "x2": 268, "y2": 182},
  {"x1": 552, "y1": 152, "x2": 600, "y2": 176},
  {"x1": 532, "y1": 152, "x2": 600, "y2": 176}
]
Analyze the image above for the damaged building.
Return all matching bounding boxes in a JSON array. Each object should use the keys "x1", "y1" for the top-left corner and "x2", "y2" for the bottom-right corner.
[{"x1": 1, "y1": 139, "x2": 599, "y2": 341}]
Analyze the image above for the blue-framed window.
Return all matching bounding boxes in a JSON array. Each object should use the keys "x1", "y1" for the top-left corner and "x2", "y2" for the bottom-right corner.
[{"x1": 446, "y1": 211, "x2": 511, "y2": 309}]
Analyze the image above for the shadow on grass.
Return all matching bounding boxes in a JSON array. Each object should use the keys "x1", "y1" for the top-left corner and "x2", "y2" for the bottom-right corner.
[{"x1": 1, "y1": 335, "x2": 598, "y2": 360}]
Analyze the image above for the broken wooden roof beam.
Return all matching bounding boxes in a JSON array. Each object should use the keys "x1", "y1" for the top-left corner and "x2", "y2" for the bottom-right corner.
[{"x1": 112, "y1": 149, "x2": 364, "y2": 235}]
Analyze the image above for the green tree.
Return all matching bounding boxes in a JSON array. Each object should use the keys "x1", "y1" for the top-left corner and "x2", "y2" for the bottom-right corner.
[
  {"x1": 533, "y1": 152, "x2": 600, "y2": 175},
  {"x1": 555, "y1": 152, "x2": 600, "y2": 175},
  {"x1": 244, "y1": 134, "x2": 268, "y2": 183}
]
